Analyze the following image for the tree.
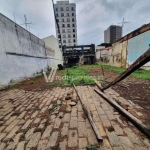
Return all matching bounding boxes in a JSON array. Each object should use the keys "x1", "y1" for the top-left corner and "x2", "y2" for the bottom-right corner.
[{"x1": 98, "y1": 43, "x2": 112, "y2": 47}]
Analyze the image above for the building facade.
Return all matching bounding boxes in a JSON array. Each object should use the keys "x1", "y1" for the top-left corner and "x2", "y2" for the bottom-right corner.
[
  {"x1": 54, "y1": 1, "x2": 77, "y2": 48},
  {"x1": 104, "y1": 25, "x2": 122, "y2": 43},
  {"x1": 43, "y1": 35, "x2": 63, "y2": 67}
]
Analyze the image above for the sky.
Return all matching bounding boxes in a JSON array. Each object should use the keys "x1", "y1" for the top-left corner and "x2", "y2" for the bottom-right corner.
[{"x1": 0, "y1": 0, "x2": 150, "y2": 45}]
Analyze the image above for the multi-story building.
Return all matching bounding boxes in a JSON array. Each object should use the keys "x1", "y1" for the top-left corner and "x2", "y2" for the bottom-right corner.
[
  {"x1": 104, "y1": 25, "x2": 122, "y2": 43},
  {"x1": 54, "y1": 1, "x2": 77, "y2": 48}
]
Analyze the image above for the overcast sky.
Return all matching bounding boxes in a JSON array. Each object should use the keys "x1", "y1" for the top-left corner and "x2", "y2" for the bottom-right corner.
[{"x1": 1, "y1": 0, "x2": 150, "y2": 45}]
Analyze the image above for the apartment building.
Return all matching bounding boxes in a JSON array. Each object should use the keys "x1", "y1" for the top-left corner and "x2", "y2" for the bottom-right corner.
[
  {"x1": 54, "y1": 1, "x2": 77, "y2": 48},
  {"x1": 104, "y1": 25, "x2": 122, "y2": 43}
]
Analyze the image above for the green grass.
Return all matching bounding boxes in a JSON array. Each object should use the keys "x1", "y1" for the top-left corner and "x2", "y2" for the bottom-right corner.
[
  {"x1": 96, "y1": 64, "x2": 150, "y2": 80},
  {"x1": 60, "y1": 66, "x2": 102, "y2": 86},
  {"x1": 57, "y1": 64, "x2": 150, "y2": 86}
]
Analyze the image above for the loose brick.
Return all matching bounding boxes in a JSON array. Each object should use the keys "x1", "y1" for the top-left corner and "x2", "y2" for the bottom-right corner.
[
  {"x1": 68, "y1": 130, "x2": 78, "y2": 147},
  {"x1": 61, "y1": 123, "x2": 69, "y2": 137},
  {"x1": 78, "y1": 112, "x2": 85, "y2": 122},
  {"x1": 63, "y1": 113, "x2": 70, "y2": 123},
  {"x1": 26, "y1": 132, "x2": 41, "y2": 149},
  {"x1": 47, "y1": 132, "x2": 59, "y2": 148},
  {"x1": 25, "y1": 128, "x2": 35, "y2": 140},
  {"x1": 54, "y1": 118, "x2": 61, "y2": 129},
  {"x1": 70, "y1": 117, "x2": 77, "y2": 128},
  {"x1": 16, "y1": 141, "x2": 25, "y2": 150},
  {"x1": 37, "y1": 140, "x2": 48, "y2": 150},
  {"x1": 41, "y1": 125, "x2": 53, "y2": 139},
  {"x1": 119, "y1": 136, "x2": 134, "y2": 150},
  {"x1": 31, "y1": 111, "x2": 39, "y2": 118},
  {"x1": 5, "y1": 116, "x2": 17, "y2": 125},
  {"x1": 124, "y1": 128, "x2": 143, "y2": 145},
  {"x1": 6, "y1": 133, "x2": 22, "y2": 149},
  {"x1": 106, "y1": 130, "x2": 121, "y2": 147},
  {"x1": 5, "y1": 126, "x2": 20, "y2": 140},
  {"x1": 0, "y1": 143, "x2": 6, "y2": 150},
  {"x1": 5, "y1": 119, "x2": 20, "y2": 132},
  {"x1": 22, "y1": 119, "x2": 32, "y2": 129},
  {"x1": 71, "y1": 107, "x2": 77, "y2": 117},
  {"x1": 79, "y1": 138, "x2": 87, "y2": 149},
  {"x1": 0, "y1": 133, "x2": 6, "y2": 141},
  {"x1": 78, "y1": 121, "x2": 87, "y2": 137},
  {"x1": 59, "y1": 139, "x2": 67, "y2": 150}
]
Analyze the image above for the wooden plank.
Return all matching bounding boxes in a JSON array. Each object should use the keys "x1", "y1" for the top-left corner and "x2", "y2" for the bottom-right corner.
[
  {"x1": 73, "y1": 84, "x2": 103, "y2": 142},
  {"x1": 94, "y1": 88, "x2": 150, "y2": 138},
  {"x1": 101, "y1": 48, "x2": 150, "y2": 91}
]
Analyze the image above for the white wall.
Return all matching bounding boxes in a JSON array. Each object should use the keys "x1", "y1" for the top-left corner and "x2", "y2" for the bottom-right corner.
[
  {"x1": 95, "y1": 46, "x2": 105, "y2": 60},
  {"x1": 43, "y1": 35, "x2": 63, "y2": 67},
  {"x1": 0, "y1": 13, "x2": 50, "y2": 87}
]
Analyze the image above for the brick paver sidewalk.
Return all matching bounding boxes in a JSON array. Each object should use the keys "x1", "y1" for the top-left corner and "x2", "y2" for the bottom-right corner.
[{"x1": 0, "y1": 86, "x2": 150, "y2": 150}]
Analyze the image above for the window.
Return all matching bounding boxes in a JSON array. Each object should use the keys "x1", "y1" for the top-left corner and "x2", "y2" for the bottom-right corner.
[
  {"x1": 73, "y1": 29, "x2": 75, "y2": 32},
  {"x1": 61, "y1": 18, "x2": 64, "y2": 22},
  {"x1": 61, "y1": 13, "x2": 64, "y2": 17},
  {"x1": 71, "y1": 7, "x2": 74, "y2": 11},
  {"x1": 73, "y1": 34, "x2": 75, "y2": 37},
  {"x1": 62, "y1": 24, "x2": 65, "y2": 27},
  {"x1": 63, "y1": 40, "x2": 66, "y2": 43},
  {"x1": 72, "y1": 18, "x2": 74, "y2": 22},
  {"x1": 56, "y1": 19, "x2": 59, "y2": 23},
  {"x1": 61, "y1": 7, "x2": 63, "y2": 11},
  {"x1": 63, "y1": 34, "x2": 66, "y2": 38},
  {"x1": 66, "y1": 7, "x2": 69, "y2": 11},
  {"x1": 58, "y1": 35, "x2": 61, "y2": 38},
  {"x1": 72, "y1": 13, "x2": 74, "y2": 16},
  {"x1": 67, "y1": 24, "x2": 70, "y2": 27},
  {"x1": 66, "y1": 13, "x2": 69, "y2": 16},
  {"x1": 56, "y1": 8, "x2": 58, "y2": 11},
  {"x1": 56, "y1": 14, "x2": 58, "y2": 17},
  {"x1": 62, "y1": 29, "x2": 65, "y2": 33},
  {"x1": 72, "y1": 24, "x2": 75, "y2": 27},
  {"x1": 68, "y1": 39, "x2": 71, "y2": 43},
  {"x1": 67, "y1": 18, "x2": 70, "y2": 22},
  {"x1": 73, "y1": 39, "x2": 76, "y2": 42},
  {"x1": 59, "y1": 45, "x2": 61, "y2": 48},
  {"x1": 68, "y1": 34, "x2": 71, "y2": 38},
  {"x1": 67, "y1": 29, "x2": 71, "y2": 33}
]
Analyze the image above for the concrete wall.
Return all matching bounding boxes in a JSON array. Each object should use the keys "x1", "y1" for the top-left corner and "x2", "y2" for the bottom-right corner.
[
  {"x1": 0, "y1": 13, "x2": 50, "y2": 87},
  {"x1": 109, "y1": 24, "x2": 150, "y2": 69},
  {"x1": 43, "y1": 36, "x2": 63, "y2": 67},
  {"x1": 109, "y1": 40, "x2": 127, "y2": 67},
  {"x1": 127, "y1": 30, "x2": 150, "y2": 69},
  {"x1": 95, "y1": 46, "x2": 105, "y2": 60}
]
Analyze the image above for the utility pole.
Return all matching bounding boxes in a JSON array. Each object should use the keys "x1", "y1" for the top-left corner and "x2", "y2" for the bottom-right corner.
[
  {"x1": 118, "y1": 18, "x2": 129, "y2": 36},
  {"x1": 20, "y1": 15, "x2": 32, "y2": 31}
]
